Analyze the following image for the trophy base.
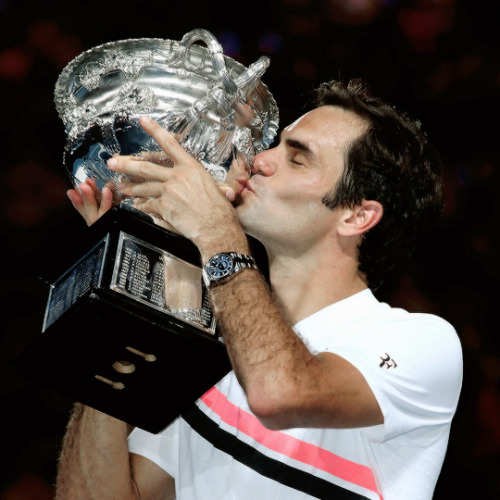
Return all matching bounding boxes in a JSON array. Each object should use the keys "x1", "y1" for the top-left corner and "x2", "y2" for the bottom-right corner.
[{"x1": 14, "y1": 207, "x2": 231, "y2": 433}]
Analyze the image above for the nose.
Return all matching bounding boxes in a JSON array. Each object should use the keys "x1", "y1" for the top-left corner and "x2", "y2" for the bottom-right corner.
[{"x1": 251, "y1": 149, "x2": 276, "y2": 177}]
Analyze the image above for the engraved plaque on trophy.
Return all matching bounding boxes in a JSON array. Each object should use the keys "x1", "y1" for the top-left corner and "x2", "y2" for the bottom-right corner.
[{"x1": 14, "y1": 29, "x2": 278, "y2": 433}]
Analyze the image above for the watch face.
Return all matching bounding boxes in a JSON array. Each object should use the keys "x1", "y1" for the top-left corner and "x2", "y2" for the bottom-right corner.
[{"x1": 207, "y1": 254, "x2": 234, "y2": 280}]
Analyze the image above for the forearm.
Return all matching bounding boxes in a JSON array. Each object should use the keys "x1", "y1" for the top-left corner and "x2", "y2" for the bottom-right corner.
[
  {"x1": 209, "y1": 266, "x2": 384, "y2": 430},
  {"x1": 210, "y1": 270, "x2": 317, "y2": 425},
  {"x1": 55, "y1": 403, "x2": 140, "y2": 500}
]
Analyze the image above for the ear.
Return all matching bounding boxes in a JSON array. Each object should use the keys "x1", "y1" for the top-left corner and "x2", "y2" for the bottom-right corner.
[{"x1": 338, "y1": 200, "x2": 383, "y2": 237}]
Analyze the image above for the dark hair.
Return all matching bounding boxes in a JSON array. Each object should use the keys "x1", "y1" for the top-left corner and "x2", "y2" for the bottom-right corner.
[{"x1": 314, "y1": 79, "x2": 443, "y2": 290}]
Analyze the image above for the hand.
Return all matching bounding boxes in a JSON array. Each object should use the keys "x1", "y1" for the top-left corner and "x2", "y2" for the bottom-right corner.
[
  {"x1": 66, "y1": 152, "x2": 176, "y2": 229},
  {"x1": 67, "y1": 178, "x2": 116, "y2": 226},
  {"x1": 107, "y1": 117, "x2": 248, "y2": 255}
]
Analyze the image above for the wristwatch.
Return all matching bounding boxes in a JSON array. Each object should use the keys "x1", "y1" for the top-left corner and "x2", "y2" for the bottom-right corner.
[{"x1": 202, "y1": 252, "x2": 258, "y2": 289}]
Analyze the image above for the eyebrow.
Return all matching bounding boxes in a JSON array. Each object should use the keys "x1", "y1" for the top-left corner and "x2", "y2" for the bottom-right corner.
[{"x1": 285, "y1": 138, "x2": 315, "y2": 159}]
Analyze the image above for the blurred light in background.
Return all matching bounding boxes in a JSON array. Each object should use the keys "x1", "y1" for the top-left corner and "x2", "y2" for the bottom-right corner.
[
  {"x1": 327, "y1": 0, "x2": 382, "y2": 25},
  {"x1": 216, "y1": 30, "x2": 241, "y2": 59},
  {"x1": 258, "y1": 32, "x2": 283, "y2": 54}
]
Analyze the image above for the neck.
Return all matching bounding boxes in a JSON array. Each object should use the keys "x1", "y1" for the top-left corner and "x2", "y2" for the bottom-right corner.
[{"x1": 266, "y1": 243, "x2": 368, "y2": 325}]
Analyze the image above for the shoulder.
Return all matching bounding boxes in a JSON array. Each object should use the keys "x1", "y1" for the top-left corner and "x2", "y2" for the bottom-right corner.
[
  {"x1": 297, "y1": 289, "x2": 461, "y2": 362},
  {"x1": 350, "y1": 299, "x2": 462, "y2": 370},
  {"x1": 319, "y1": 293, "x2": 463, "y2": 391},
  {"x1": 367, "y1": 304, "x2": 461, "y2": 358},
  {"x1": 330, "y1": 303, "x2": 463, "y2": 435}
]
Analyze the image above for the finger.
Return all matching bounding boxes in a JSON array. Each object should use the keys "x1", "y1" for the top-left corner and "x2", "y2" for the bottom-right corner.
[
  {"x1": 67, "y1": 189, "x2": 87, "y2": 219},
  {"x1": 98, "y1": 186, "x2": 114, "y2": 217},
  {"x1": 84, "y1": 178, "x2": 103, "y2": 200},
  {"x1": 112, "y1": 152, "x2": 163, "y2": 166},
  {"x1": 68, "y1": 188, "x2": 95, "y2": 226},
  {"x1": 78, "y1": 182, "x2": 100, "y2": 224},
  {"x1": 139, "y1": 116, "x2": 194, "y2": 165},
  {"x1": 137, "y1": 150, "x2": 174, "y2": 167},
  {"x1": 103, "y1": 182, "x2": 122, "y2": 205},
  {"x1": 117, "y1": 180, "x2": 164, "y2": 199},
  {"x1": 85, "y1": 177, "x2": 98, "y2": 189},
  {"x1": 107, "y1": 156, "x2": 172, "y2": 182},
  {"x1": 219, "y1": 185, "x2": 236, "y2": 203}
]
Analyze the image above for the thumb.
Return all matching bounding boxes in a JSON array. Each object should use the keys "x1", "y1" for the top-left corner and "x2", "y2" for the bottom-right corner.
[{"x1": 219, "y1": 185, "x2": 236, "y2": 203}]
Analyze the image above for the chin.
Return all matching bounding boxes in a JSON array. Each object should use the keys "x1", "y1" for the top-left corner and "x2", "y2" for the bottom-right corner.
[{"x1": 235, "y1": 205, "x2": 255, "y2": 231}]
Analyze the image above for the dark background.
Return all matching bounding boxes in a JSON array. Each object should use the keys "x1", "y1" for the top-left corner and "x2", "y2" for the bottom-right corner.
[{"x1": 1, "y1": 0, "x2": 498, "y2": 498}]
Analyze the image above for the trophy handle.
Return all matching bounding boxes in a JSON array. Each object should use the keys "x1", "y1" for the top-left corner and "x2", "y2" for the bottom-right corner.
[
  {"x1": 165, "y1": 29, "x2": 274, "y2": 168},
  {"x1": 234, "y1": 56, "x2": 270, "y2": 91},
  {"x1": 179, "y1": 29, "x2": 238, "y2": 97},
  {"x1": 157, "y1": 29, "x2": 241, "y2": 167}
]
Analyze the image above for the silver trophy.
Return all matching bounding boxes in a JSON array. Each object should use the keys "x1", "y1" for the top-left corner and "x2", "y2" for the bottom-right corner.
[
  {"x1": 15, "y1": 29, "x2": 279, "y2": 433},
  {"x1": 55, "y1": 28, "x2": 279, "y2": 197}
]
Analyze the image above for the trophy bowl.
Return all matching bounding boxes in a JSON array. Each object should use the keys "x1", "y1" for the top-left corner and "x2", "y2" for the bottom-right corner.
[{"x1": 54, "y1": 28, "x2": 280, "y2": 198}]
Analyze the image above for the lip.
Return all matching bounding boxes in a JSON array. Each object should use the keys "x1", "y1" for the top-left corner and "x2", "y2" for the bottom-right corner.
[
  {"x1": 239, "y1": 179, "x2": 254, "y2": 195},
  {"x1": 236, "y1": 178, "x2": 247, "y2": 194}
]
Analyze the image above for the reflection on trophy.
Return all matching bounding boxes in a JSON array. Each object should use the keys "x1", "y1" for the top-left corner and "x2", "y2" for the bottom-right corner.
[{"x1": 15, "y1": 29, "x2": 279, "y2": 433}]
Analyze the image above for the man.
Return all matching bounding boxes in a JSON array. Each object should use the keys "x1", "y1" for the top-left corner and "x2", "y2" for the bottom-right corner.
[{"x1": 56, "y1": 79, "x2": 463, "y2": 500}]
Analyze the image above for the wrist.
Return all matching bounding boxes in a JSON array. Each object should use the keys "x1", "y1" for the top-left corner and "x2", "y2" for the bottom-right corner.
[{"x1": 196, "y1": 228, "x2": 251, "y2": 265}]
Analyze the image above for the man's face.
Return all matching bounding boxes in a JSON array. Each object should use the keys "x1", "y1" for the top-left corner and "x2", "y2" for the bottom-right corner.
[{"x1": 236, "y1": 105, "x2": 367, "y2": 252}]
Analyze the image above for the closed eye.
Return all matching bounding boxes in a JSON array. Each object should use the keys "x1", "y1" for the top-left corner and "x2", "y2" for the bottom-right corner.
[
  {"x1": 288, "y1": 152, "x2": 308, "y2": 167},
  {"x1": 284, "y1": 138, "x2": 314, "y2": 168}
]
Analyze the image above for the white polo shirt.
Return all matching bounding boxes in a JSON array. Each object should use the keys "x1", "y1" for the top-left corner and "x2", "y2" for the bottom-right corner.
[{"x1": 128, "y1": 289, "x2": 463, "y2": 499}]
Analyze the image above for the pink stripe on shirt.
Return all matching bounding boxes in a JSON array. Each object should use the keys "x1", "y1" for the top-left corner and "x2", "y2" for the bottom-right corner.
[{"x1": 200, "y1": 386, "x2": 382, "y2": 499}]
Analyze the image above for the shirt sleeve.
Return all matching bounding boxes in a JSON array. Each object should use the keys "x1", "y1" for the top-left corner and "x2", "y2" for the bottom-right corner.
[
  {"x1": 128, "y1": 415, "x2": 181, "y2": 478},
  {"x1": 328, "y1": 313, "x2": 463, "y2": 442}
]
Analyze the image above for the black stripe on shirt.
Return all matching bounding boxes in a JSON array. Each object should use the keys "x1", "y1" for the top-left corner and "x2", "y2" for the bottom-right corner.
[{"x1": 181, "y1": 404, "x2": 370, "y2": 500}]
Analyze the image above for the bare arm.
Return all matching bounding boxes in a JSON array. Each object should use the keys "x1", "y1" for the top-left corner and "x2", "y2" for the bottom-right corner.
[
  {"x1": 55, "y1": 404, "x2": 174, "y2": 500},
  {"x1": 209, "y1": 270, "x2": 383, "y2": 430}
]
